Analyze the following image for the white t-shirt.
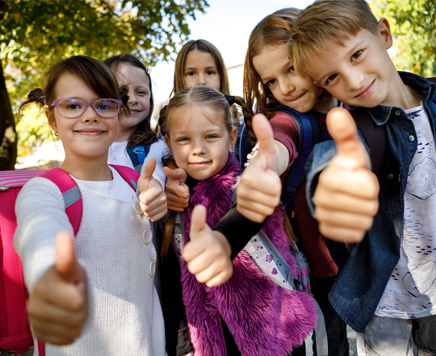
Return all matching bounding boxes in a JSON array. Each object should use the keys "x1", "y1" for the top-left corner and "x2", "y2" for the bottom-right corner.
[
  {"x1": 108, "y1": 139, "x2": 167, "y2": 189},
  {"x1": 376, "y1": 104, "x2": 436, "y2": 319}
]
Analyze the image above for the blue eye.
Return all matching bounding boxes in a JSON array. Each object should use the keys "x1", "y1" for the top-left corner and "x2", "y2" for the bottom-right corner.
[
  {"x1": 206, "y1": 134, "x2": 218, "y2": 139},
  {"x1": 96, "y1": 104, "x2": 111, "y2": 110}
]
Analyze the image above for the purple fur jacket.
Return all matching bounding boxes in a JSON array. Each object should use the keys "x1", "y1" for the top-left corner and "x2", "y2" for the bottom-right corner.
[{"x1": 180, "y1": 155, "x2": 317, "y2": 356}]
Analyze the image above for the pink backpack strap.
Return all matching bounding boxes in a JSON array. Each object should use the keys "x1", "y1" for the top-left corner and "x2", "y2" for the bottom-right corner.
[
  {"x1": 38, "y1": 340, "x2": 45, "y2": 356},
  {"x1": 109, "y1": 164, "x2": 140, "y2": 191},
  {"x1": 40, "y1": 168, "x2": 82, "y2": 236}
]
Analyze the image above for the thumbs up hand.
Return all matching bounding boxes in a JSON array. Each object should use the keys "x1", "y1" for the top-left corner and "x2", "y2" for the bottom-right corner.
[
  {"x1": 163, "y1": 166, "x2": 189, "y2": 212},
  {"x1": 183, "y1": 205, "x2": 233, "y2": 287},
  {"x1": 138, "y1": 158, "x2": 167, "y2": 221},
  {"x1": 314, "y1": 107, "x2": 379, "y2": 243},
  {"x1": 237, "y1": 114, "x2": 282, "y2": 222},
  {"x1": 27, "y1": 231, "x2": 88, "y2": 345}
]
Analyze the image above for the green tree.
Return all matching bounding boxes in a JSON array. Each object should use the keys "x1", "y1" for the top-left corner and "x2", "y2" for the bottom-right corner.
[
  {"x1": 0, "y1": 0, "x2": 208, "y2": 170},
  {"x1": 370, "y1": 0, "x2": 436, "y2": 77}
]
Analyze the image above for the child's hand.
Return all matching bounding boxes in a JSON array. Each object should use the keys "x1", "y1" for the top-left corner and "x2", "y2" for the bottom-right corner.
[
  {"x1": 183, "y1": 205, "x2": 233, "y2": 287},
  {"x1": 314, "y1": 107, "x2": 380, "y2": 243},
  {"x1": 138, "y1": 158, "x2": 168, "y2": 221},
  {"x1": 236, "y1": 114, "x2": 281, "y2": 223},
  {"x1": 27, "y1": 231, "x2": 88, "y2": 345},
  {"x1": 164, "y1": 166, "x2": 190, "y2": 212}
]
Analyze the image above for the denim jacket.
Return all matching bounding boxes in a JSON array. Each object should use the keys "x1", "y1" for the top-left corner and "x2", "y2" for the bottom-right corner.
[{"x1": 305, "y1": 72, "x2": 436, "y2": 332}]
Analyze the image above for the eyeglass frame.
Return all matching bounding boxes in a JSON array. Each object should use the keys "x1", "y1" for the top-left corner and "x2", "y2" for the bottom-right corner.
[{"x1": 50, "y1": 98, "x2": 123, "y2": 119}]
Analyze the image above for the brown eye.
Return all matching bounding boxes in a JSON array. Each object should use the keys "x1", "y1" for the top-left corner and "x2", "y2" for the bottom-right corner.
[{"x1": 351, "y1": 50, "x2": 363, "y2": 61}]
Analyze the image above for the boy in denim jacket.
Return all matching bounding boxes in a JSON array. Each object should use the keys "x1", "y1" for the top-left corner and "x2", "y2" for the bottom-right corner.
[{"x1": 286, "y1": 0, "x2": 436, "y2": 354}]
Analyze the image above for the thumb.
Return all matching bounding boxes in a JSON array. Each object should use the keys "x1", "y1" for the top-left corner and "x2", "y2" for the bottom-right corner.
[
  {"x1": 327, "y1": 107, "x2": 370, "y2": 169},
  {"x1": 54, "y1": 230, "x2": 81, "y2": 282},
  {"x1": 139, "y1": 158, "x2": 156, "y2": 191},
  {"x1": 163, "y1": 166, "x2": 187, "y2": 183},
  {"x1": 190, "y1": 205, "x2": 208, "y2": 240},
  {"x1": 252, "y1": 113, "x2": 277, "y2": 171}
]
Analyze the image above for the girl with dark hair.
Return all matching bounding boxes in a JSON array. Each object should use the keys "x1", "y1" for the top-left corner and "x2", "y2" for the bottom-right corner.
[
  {"x1": 104, "y1": 55, "x2": 167, "y2": 221},
  {"x1": 15, "y1": 55, "x2": 165, "y2": 355}
]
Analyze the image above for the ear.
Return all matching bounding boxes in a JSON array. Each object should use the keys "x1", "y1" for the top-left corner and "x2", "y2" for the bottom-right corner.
[
  {"x1": 377, "y1": 18, "x2": 393, "y2": 50},
  {"x1": 164, "y1": 134, "x2": 173, "y2": 155},
  {"x1": 229, "y1": 127, "x2": 237, "y2": 152},
  {"x1": 46, "y1": 108, "x2": 58, "y2": 134}
]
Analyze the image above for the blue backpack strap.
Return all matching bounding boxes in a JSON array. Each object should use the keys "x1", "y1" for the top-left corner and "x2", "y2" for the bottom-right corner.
[
  {"x1": 280, "y1": 107, "x2": 320, "y2": 213},
  {"x1": 127, "y1": 145, "x2": 151, "y2": 167}
]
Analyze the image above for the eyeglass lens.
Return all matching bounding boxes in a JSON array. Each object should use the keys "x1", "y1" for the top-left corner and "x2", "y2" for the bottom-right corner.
[{"x1": 57, "y1": 99, "x2": 120, "y2": 118}]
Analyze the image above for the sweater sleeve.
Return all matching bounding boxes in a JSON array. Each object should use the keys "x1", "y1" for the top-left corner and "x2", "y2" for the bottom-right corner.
[
  {"x1": 14, "y1": 177, "x2": 74, "y2": 293},
  {"x1": 212, "y1": 207, "x2": 264, "y2": 260},
  {"x1": 141, "y1": 139, "x2": 167, "y2": 189}
]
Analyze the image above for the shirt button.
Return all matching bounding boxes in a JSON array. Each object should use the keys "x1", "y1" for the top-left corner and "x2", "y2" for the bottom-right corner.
[
  {"x1": 149, "y1": 261, "x2": 156, "y2": 277},
  {"x1": 133, "y1": 201, "x2": 143, "y2": 215},
  {"x1": 409, "y1": 135, "x2": 415, "y2": 142},
  {"x1": 142, "y1": 229, "x2": 153, "y2": 244},
  {"x1": 395, "y1": 110, "x2": 401, "y2": 116},
  {"x1": 387, "y1": 173, "x2": 394, "y2": 179}
]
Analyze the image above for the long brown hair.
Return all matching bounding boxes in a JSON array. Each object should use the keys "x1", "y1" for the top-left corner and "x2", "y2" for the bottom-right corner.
[
  {"x1": 243, "y1": 8, "x2": 300, "y2": 138},
  {"x1": 104, "y1": 54, "x2": 157, "y2": 148},
  {"x1": 19, "y1": 55, "x2": 128, "y2": 123},
  {"x1": 172, "y1": 39, "x2": 231, "y2": 95},
  {"x1": 158, "y1": 86, "x2": 252, "y2": 261}
]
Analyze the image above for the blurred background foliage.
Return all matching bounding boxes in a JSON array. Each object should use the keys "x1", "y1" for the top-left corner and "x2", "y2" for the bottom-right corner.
[
  {"x1": 0, "y1": 0, "x2": 209, "y2": 169},
  {"x1": 370, "y1": 0, "x2": 436, "y2": 77},
  {"x1": 1, "y1": 0, "x2": 435, "y2": 168}
]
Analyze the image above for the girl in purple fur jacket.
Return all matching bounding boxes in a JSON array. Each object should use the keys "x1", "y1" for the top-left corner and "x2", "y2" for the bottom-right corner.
[{"x1": 158, "y1": 85, "x2": 317, "y2": 356}]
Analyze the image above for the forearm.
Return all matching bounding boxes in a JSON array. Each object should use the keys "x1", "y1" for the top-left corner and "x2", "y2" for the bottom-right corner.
[{"x1": 14, "y1": 178, "x2": 73, "y2": 293}]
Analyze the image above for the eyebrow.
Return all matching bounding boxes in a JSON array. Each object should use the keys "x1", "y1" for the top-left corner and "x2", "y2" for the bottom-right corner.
[
  {"x1": 173, "y1": 127, "x2": 225, "y2": 135},
  {"x1": 184, "y1": 66, "x2": 217, "y2": 71}
]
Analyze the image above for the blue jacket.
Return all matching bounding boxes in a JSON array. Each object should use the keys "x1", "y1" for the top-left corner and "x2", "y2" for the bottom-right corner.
[{"x1": 304, "y1": 72, "x2": 436, "y2": 332}]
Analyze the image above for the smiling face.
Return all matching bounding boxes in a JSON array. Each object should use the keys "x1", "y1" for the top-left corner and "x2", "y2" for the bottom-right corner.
[
  {"x1": 183, "y1": 49, "x2": 221, "y2": 91},
  {"x1": 307, "y1": 19, "x2": 399, "y2": 108},
  {"x1": 114, "y1": 62, "x2": 151, "y2": 141},
  {"x1": 252, "y1": 43, "x2": 323, "y2": 113},
  {"x1": 165, "y1": 104, "x2": 236, "y2": 181},
  {"x1": 48, "y1": 72, "x2": 118, "y2": 161}
]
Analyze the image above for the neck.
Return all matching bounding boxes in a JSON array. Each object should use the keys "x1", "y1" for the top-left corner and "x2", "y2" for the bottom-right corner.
[
  {"x1": 382, "y1": 71, "x2": 421, "y2": 109},
  {"x1": 313, "y1": 92, "x2": 338, "y2": 113},
  {"x1": 60, "y1": 153, "x2": 113, "y2": 181},
  {"x1": 115, "y1": 126, "x2": 136, "y2": 142}
]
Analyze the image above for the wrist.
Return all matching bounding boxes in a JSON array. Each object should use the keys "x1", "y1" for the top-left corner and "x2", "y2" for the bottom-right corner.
[{"x1": 213, "y1": 230, "x2": 232, "y2": 258}]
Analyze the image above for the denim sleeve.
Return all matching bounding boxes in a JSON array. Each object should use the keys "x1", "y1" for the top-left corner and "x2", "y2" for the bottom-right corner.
[
  {"x1": 305, "y1": 131, "x2": 369, "y2": 218},
  {"x1": 304, "y1": 139, "x2": 337, "y2": 217}
]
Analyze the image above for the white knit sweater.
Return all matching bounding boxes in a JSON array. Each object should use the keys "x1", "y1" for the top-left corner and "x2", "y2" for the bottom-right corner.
[{"x1": 14, "y1": 167, "x2": 165, "y2": 356}]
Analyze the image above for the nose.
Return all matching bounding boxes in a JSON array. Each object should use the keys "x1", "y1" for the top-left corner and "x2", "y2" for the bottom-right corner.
[
  {"x1": 197, "y1": 73, "x2": 206, "y2": 86},
  {"x1": 81, "y1": 105, "x2": 100, "y2": 123},
  {"x1": 192, "y1": 139, "x2": 206, "y2": 155},
  {"x1": 279, "y1": 78, "x2": 295, "y2": 97},
  {"x1": 128, "y1": 89, "x2": 137, "y2": 105},
  {"x1": 344, "y1": 68, "x2": 364, "y2": 92}
]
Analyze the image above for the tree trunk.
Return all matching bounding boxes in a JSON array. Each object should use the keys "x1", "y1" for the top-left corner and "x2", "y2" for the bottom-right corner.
[{"x1": 0, "y1": 58, "x2": 17, "y2": 170}]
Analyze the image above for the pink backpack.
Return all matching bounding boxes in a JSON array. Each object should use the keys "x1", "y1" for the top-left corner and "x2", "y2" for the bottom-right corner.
[{"x1": 0, "y1": 165, "x2": 139, "y2": 355}]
